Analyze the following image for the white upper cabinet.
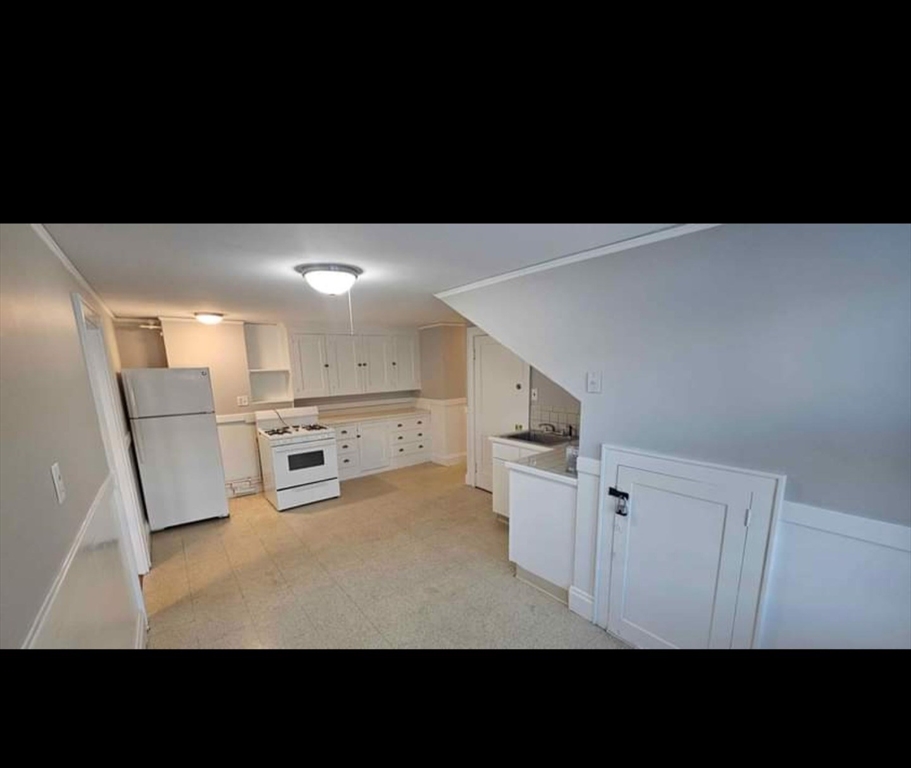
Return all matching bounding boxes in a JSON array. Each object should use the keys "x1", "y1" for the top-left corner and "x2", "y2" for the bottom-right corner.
[
  {"x1": 326, "y1": 335, "x2": 361, "y2": 396},
  {"x1": 289, "y1": 331, "x2": 420, "y2": 398},
  {"x1": 292, "y1": 334, "x2": 330, "y2": 398},
  {"x1": 393, "y1": 335, "x2": 420, "y2": 390},
  {"x1": 360, "y1": 335, "x2": 395, "y2": 393}
]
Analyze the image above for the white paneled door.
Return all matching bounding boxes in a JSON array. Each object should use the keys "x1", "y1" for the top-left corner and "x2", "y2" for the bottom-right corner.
[
  {"x1": 473, "y1": 334, "x2": 529, "y2": 492},
  {"x1": 358, "y1": 421, "x2": 391, "y2": 472},
  {"x1": 327, "y1": 334, "x2": 361, "y2": 395},
  {"x1": 292, "y1": 334, "x2": 330, "y2": 398},
  {"x1": 362, "y1": 335, "x2": 394, "y2": 392},
  {"x1": 393, "y1": 335, "x2": 420, "y2": 390},
  {"x1": 598, "y1": 447, "x2": 780, "y2": 649}
]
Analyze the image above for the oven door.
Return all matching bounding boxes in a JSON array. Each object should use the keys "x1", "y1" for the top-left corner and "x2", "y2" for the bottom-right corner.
[{"x1": 272, "y1": 440, "x2": 338, "y2": 490}]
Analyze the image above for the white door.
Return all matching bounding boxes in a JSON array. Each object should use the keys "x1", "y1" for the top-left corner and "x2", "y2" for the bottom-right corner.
[
  {"x1": 473, "y1": 335, "x2": 529, "y2": 492},
  {"x1": 361, "y1": 335, "x2": 393, "y2": 393},
  {"x1": 600, "y1": 447, "x2": 779, "y2": 649},
  {"x1": 122, "y1": 367, "x2": 215, "y2": 417},
  {"x1": 359, "y1": 421, "x2": 391, "y2": 471},
  {"x1": 132, "y1": 413, "x2": 229, "y2": 531},
  {"x1": 294, "y1": 334, "x2": 330, "y2": 398},
  {"x1": 393, "y1": 335, "x2": 420, "y2": 390},
  {"x1": 327, "y1": 334, "x2": 361, "y2": 395}
]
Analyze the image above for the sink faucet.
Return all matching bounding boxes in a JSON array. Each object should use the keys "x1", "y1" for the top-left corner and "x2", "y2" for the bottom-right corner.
[{"x1": 538, "y1": 423, "x2": 556, "y2": 433}]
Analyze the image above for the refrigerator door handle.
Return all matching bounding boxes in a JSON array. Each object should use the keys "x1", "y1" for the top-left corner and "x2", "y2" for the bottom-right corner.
[
  {"x1": 125, "y1": 377, "x2": 138, "y2": 417},
  {"x1": 133, "y1": 422, "x2": 144, "y2": 464}
]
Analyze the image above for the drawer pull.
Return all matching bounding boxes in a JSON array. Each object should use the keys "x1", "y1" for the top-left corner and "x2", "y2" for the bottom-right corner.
[
  {"x1": 417, "y1": 433, "x2": 422, "y2": 437},
  {"x1": 342, "y1": 444, "x2": 349, "y2": 449},
  {"x1": 397, "y1": 436, "x2": 403, "y2": 440},
  {"x1": 343, "y1": 459, "x2": 350, "y2": 464},
  {"x1": 417, "y1": 420, "x2": 422, "y2": 425},
  {"x1": 419, "y1": 444, "x2": 424, "y2": 449},
  {"x1": 398, "y1": 448, "x2": 404, "y2": 453},
  {"x1": 397, "y1": 423, "x2": 403, "y2": 427}
]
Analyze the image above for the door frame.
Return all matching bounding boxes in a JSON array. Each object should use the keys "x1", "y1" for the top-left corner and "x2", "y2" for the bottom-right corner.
[
  {"x1": 593, "y1": 443, "x2": 787, "y2": 648},
  {"x1": 72, "y1": 293, "x2": 152, "y2": 579},
  {"x1": 466, "y1": 328, "x2": 530, "y2": 490},
  {"x1": 465, "y1": 327, "x2": 485, "y2": 487}
]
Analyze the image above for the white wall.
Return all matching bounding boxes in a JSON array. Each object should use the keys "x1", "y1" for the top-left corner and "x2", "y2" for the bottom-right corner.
[
  {"x1": 443, "y1": 224, "x2": 911, "y2": 527},
  {"x1": 0, "y1": 224, "x2": 142, "y2": 648}
]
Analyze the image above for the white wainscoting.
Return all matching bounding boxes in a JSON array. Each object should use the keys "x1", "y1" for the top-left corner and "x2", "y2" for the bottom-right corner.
[
  {"x1": 216, "y1": 413, "x2": 262, "y2": 497},
  {"x1": 758, "y1": 502, "x2": 911, "y2": 649},
  {"x1": 23, "y1": 475, "x2": 146, "y2": 649},
  {"x1": 569, "y1": 450, "x2": 911, "y2": 648},
  {"x1": 415, "y1": 397, "x2": 467, "y2": 466}
]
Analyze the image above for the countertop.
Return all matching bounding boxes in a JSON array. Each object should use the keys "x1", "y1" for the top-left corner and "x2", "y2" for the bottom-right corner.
[
  {"x1": 489, "y1": 434, "x2": 567, "y2": 450},
  {"x1": 319, "y1": 406, "x2": 430, "y2": 426},
  {"x1": 506, "y1": 446, "x2": 578, "y2": 487}
]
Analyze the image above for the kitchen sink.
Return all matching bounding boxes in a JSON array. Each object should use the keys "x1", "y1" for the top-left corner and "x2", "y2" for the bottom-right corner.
[{"x1": 502, "y1": 430, "x2": 571, "y2": 446}]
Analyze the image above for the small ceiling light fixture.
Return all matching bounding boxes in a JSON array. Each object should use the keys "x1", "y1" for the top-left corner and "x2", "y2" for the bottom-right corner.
[
  {"x1": 294, "y1": 263, "x2": 363, "y2": 295},
  {"x1": 194, "y1": 312, "x2": 224, "y2": 325}
]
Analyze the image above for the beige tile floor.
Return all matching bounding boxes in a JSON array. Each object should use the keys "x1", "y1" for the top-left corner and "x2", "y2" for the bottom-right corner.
[{"x1": 144, "y1": 461, "x2": 627, "y2": 649}]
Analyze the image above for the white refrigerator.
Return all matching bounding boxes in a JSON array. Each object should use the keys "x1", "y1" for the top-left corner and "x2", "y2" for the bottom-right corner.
[{"x1": 122, "y1": 367, "x2": 229, "y2": 531}]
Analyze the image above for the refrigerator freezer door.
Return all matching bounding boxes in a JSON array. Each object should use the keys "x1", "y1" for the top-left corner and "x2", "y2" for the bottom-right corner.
[
  {"x1": 122, "y1": 367, "x2": 216, "y2": 418},
  {"x1": 132, "y1": 412, "x2": 228, "y2": 530}
]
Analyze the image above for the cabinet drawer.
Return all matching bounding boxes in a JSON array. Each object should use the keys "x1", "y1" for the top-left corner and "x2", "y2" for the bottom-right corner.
[
  {"x1": 338, "y1": 453, "x2": 360, "y2": 476},
  {"x1": 337, "y1": 437, "x2": 358, "y2": 454},
  {"x1": 392, "y1": 439, "x2": 430, "y2": 457},
  {"x1": 389, "y1": 427, "x2": 428, "y2": 445},
  {"x1": 335, "y1": 425, "x2": 356, "y2": 439},
  {"x1": 389, "y1": 415, "x2": 427, "y2": 432}
]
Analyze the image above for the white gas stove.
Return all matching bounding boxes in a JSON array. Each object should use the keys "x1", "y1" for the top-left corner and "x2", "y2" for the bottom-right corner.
[{"x1": 255, "y1": 407, "x2": 340, "y2": 511}]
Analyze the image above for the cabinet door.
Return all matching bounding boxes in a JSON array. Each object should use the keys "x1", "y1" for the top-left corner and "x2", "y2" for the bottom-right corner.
[
  {"x1": 326, "y1": 334, "x2": 362, "y2": 395},
  {"x1": 360, "y1": 335, "x2": 394, "y2": 393},
  {"x1": 293, "y1": 334, "x2": 330, "y2": 398},
  {"x1": 603, "y1": 452, "x2": 777, "y2": 649},
  {"x1": 358, "y1": 421, "x2": 391, "y2": 471},
  {"x1": 393, "y1": 335, "x2": 420, "y2": 390}
]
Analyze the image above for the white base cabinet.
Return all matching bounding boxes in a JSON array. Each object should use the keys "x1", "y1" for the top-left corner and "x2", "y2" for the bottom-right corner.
[
  {"x1": 491, "y1": 439, "x2": 552, "y2": 517},
  {"x1": 336, "y1": 413, "x2": 431, "y2": 481}
]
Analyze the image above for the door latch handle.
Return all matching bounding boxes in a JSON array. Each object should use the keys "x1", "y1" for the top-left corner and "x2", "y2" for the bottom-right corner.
[{"x1": 609, "y1": 486, "x2": 629, "y2": 516}]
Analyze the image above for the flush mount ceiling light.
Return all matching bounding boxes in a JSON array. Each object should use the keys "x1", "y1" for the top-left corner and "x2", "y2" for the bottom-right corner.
[
  {"x1": 294, "y1": 263, "x2": 363, "y2": 295},
  {"x1": 194, "y1": 312, "x2": 224, "y2": 325}
]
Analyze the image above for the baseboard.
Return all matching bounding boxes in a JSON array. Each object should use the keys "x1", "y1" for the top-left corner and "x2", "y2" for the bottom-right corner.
[
  {"x1": 516, "y1": 566, "x2": 569, "y2": 605},
  {"x1": 22, "y1": 476, "x2": 111, "y2": 648},
  {"x1": 432, "y1": 452, "x2": 466, "y2": 466},
  {"x1": 226, "y1": 478, "x2": 263, "y2": 497},
  {"x1": 568, "y1": 587, "x2": 594, "y2": 621}
]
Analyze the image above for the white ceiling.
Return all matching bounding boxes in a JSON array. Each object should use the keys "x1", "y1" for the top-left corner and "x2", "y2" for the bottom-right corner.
[{"x1": 45, "y1": 224, "x2": 676, "y2": 328}]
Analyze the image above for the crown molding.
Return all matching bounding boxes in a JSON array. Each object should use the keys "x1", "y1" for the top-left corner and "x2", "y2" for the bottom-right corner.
[{"x1": 435, "y1": 224, "x2": 723, "y2": 299}]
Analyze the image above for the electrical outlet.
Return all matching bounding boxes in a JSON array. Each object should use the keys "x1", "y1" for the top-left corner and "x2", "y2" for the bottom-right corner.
[
  {"x1": 586, "y1": 370, "x2": 603, "y2": 394},
  {"x1": 51, "y1": 462, "x2": 66, "y2": 504},
  {"x1": 531, "y1": 388, "x2": 538, "y2": 402},
  {"x1": 237, "y1": 395, "x2": 249, "y2": 407}
]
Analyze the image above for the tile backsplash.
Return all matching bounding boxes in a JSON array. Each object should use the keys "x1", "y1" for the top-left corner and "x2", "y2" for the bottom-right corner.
[{"x1": 530, "y1": 368, "x2": 580, "y2": 435}]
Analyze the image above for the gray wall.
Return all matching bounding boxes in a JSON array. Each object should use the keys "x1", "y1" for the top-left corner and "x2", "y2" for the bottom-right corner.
[
  {"x1": 444, "y1": 224, "x2": 911, "y2": 526},
  {"x1": 0, "y1": 224, "x2": 115, "y2": 647},
  {"x1": 114, "y1": 323, "x2": 167, "y2": 368},
  {"x1": 419, "y1": 325, "x2": 467, "y2": 399}
]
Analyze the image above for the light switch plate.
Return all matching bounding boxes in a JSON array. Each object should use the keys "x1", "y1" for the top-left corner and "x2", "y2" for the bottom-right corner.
[
  {"x1": 531, "y1": 388, "x2": 538, "y2": 402},
  {"x1": 237, "y1": 395, "x2": 249, "y2": 406},
  {"x1": 51, "y1": 462, "x2": 66, "y2": 504},
  {"x1": 586, "y1": 370, "x2": 603, "y2": 394}
]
